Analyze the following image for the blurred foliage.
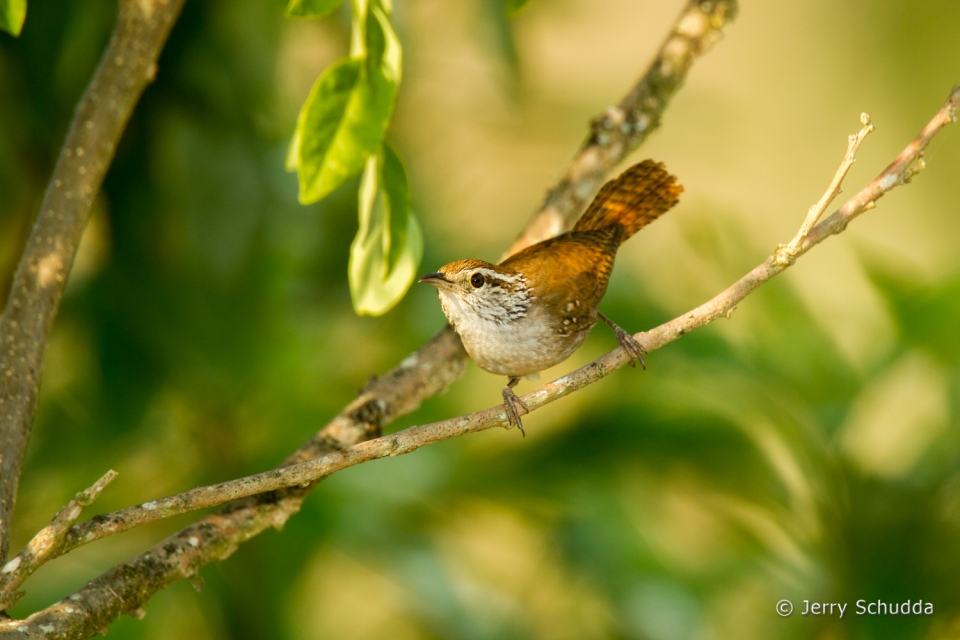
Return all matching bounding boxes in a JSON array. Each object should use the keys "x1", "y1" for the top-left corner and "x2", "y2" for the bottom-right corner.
[
  {"x1": 0, "y1": 0, "x2": 26, "y2": 36},
  {"x1": 2, "y1": 0, "x2": 960, "y2": 639}
]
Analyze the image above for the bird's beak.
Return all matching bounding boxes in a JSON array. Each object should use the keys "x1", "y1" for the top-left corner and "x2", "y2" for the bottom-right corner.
[{"x1": 418, "y1": 272, "x2": 452, "y2": 289}]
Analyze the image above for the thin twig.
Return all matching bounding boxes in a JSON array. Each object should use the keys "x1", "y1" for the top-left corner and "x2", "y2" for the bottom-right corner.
[
  {"x1": 3, "y1": 87, "x2": 957, "y2": 638},
  {"x1": 0, "y1": 0, "x2": 186, "y2": 562},
  {"x1": 0, "y1": 471, "x2": 117, "y2": 610},
  {"x1": 776, "y1": 112, "x2": 874, "y2": 263}
]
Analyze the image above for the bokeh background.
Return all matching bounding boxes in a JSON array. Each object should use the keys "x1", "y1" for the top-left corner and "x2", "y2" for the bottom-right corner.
[{"x1": 2, "y1": 0, "x2": 960, "y2": 638}]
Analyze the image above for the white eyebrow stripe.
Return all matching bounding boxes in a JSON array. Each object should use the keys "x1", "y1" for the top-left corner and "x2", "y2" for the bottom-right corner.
[{"x1": 469, "y1": 267, "x2": 521, "y2": 284}]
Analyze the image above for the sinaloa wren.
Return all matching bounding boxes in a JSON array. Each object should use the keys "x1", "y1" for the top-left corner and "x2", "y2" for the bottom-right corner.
[{"x1": 420, "y1": 160, "x2": 683, "y2": 433}]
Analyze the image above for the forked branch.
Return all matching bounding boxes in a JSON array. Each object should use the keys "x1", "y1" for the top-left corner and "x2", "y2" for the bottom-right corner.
[
  {"x1": 0, "y1": 472, "x2": 117, "y2": 610},
  {"x1": 778, "y1": 112, "x2": 875, "y2": 261}
]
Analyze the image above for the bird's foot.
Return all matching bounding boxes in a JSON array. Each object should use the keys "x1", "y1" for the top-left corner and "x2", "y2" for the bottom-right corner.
[
  {"x1": 502, "y1": 385, "x2": 529, "y2": 436},
  {"x1": 598, "y1": 311, "x2": 646, "y2": 370},
  {"x1": 614, "y1": 326, "x2": 647, "y2": 370}
]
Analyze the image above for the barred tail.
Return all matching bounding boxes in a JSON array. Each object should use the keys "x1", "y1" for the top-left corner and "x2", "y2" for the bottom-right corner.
[{"x1": 573, "y1": 160, "x2": 683, "y2": 244}]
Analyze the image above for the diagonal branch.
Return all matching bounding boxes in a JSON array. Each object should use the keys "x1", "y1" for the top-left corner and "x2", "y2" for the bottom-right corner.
[
  {"x1": 0, "y1": 0, "x2": 186, "y2": 562},
  {"x1": 0, "y1": 1, "x2": 738, "y2": 636},
  {"x1": 3, "y1": 83, "x2": 957, "y2": 638},
  {"x1": 504, "y1": 0, "x2": 738, "y2": 257}
]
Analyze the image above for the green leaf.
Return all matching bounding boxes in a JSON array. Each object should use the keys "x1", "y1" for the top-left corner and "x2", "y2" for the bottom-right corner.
[
  {"x1": 295, "y1": 57, "x2": 370, "y2": 203},
  {"x1": 380, "y1": 142, "x2": 410, "y2": 275},
  {"x1": 349, "y1": 151, "x2": 423, "y2": 316},
  {"x1": 368, "y1": 3, "x2": 401, "y2": 84},
  {"x1": 0, "y1": 0, "x2": 26, "y2": 36},
  {"x1": 285, "y1": 0, "x2": 343, "y2": 19},
  {"x1": 293, "y1": 0, "x2": 402, "y2": 204}
]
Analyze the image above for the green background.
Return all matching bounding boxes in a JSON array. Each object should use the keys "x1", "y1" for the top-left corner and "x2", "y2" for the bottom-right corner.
[{"x1": 2, "y1": 0, "x2": 960, "y2": 638}]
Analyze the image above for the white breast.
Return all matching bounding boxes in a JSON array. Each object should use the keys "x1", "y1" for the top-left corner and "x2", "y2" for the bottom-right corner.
[{"x1": 438, "y1": 290, "x2": 590, "y2": 377}]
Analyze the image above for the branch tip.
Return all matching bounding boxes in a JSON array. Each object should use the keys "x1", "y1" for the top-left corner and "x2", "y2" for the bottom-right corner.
[{"x1": 781, "y1": 109, "x2": 877, "y2": 258}]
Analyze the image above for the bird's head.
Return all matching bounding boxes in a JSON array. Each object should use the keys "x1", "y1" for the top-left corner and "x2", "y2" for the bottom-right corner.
[{"x1": 419, "y1": 259, "x2": 531, "y2": 327}]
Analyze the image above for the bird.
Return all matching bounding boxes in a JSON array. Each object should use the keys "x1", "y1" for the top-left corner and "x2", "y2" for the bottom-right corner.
[{"x1": 419, "y1": 160, "x2": 682, "y2": 433}]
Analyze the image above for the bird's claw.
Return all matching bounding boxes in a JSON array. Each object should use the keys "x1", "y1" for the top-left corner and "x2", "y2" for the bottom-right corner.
[
  {"x1": 615, "y1": 327, "x2": 647, "y2": 370},
  {"x1": 597, "y1": 311, "x2": 647, "y2": 370},
  {"x1": 502, "y1": 386, "x2": 529, "y2": 436}
]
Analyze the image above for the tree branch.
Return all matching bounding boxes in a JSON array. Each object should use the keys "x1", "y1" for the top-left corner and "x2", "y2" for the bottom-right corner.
[
  {"x1": 504, "y1": 0, "x2": 738, "y2": 257},
  {"x1": 0, "y1": 0, "x2": 186, "y2": 562},
  {"x1": 0, "y1": 1, "x2": 738, "y2": 636},
  {"x1": 4, "y1": 83, "x2": 957, "y2": 638}
]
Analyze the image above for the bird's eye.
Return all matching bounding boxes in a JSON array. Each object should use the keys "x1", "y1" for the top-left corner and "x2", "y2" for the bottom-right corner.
[{"x1": 470, "y1": 273, "x2": 484, "y2": 288}]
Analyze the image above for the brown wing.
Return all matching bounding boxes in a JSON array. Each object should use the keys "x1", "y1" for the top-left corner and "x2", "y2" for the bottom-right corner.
[
  {"x1": 574, "y1": 160, "x2": 682, "y2": 244},
  {"x1": 501, "y1": 226, "x2": 621, "y2": 334}
]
